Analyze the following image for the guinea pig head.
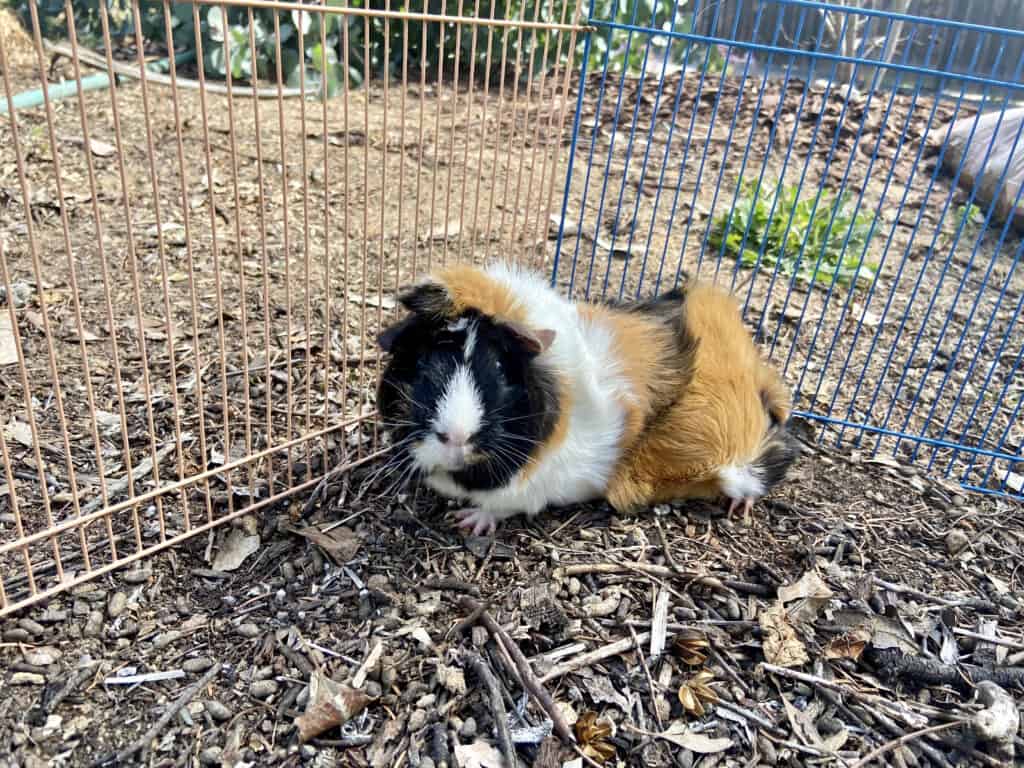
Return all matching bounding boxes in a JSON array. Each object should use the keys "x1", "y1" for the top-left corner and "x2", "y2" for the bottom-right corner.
[{"x1": 377, "y1": 280, "x2": 558, "y2": 486}]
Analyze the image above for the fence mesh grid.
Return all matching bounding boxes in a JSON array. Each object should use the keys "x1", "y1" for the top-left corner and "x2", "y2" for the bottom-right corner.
[{"x1": 1, "y1": 0, "x2": 1022, "y2": 617}]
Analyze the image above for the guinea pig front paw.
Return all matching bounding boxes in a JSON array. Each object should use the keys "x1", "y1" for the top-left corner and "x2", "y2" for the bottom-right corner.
[{"x1": 454, "y1": 507, "x2": 501, "y2": 537}]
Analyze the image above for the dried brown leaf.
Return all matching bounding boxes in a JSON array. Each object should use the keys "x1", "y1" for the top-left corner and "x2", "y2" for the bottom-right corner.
[
  {"x1": 212, "y1": 529, "x2": 260, "y2": 572},
  {"x1": 294, "y1": 670, "x2": 372, "y2": 743},
  {"x1": 759, "y1": 605, "x2": 809, "y2": 668},
  {"x1": 823, "y1": 627, "x2": 871, "y2": 661},
  {"x1": 289, "y1": 524, "x2": 361, "y2": 564},
  {"x1": 677, "y1": 670, "x2": 718, "y2": 717},
  {"x1": 671, "y1": 629, "x2": 710, "y2": 666},
  {"x1": 653, "y1": 722, "x2": 732, "y2": 754},
  {"x1": 3, "y1": 418, "x2": 33, "y2": 449},
  {"x1": 575, "y1": 711, "x2": 615, "y2": 764}
]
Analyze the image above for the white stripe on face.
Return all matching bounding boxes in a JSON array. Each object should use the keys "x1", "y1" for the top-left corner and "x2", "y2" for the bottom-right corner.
[{"x1": 433, "y1": 364, "x2": 483, "y2": 443}]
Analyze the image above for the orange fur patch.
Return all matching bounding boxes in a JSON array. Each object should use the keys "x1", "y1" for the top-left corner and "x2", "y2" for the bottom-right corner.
[
  {"x1": 432, "y1": 265, "x2": 529, "y2": 325},
  {"x1": 605, "y1": 282, "x2": 790, "y2": 513}
]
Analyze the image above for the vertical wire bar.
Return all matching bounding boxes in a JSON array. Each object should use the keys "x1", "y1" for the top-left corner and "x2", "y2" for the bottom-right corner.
[
  {"x1": 245, "y1": 6, "x2": 277, "y2": 494},
  {"x1": 469, "y1": 0, "x2": 498, "y2": 263},
  {"x1": 428, "y1": 2, "x2": 449, "y2": 270},
  {"x1": 482, "y1": 21, "x2": 514, "y2": 251},
  {"x1": 218, "y1": 3, "x2": 257, "y2": 496},
  {"x1": 190, "y1": 4, "x2": 236, "y2": 519},
  {"x1": 506, "y1": 0, "x2": 545, "y2": 255},
  {"x1": 415, "y1": 18, "x2": 428, "y2": 275},
  {"x1": 130, "y1": 0, "x2": 189, "y2": 542},
  {"x1": 358, "y1": 13, "x2": 372, "y2": 460},
  {"x1": 972, "y1": 329, "x2": 1024, "y2": 487},
  {"x1": 799, "y1": 21, "x2": 934, "y2": 420},
  {"x1": 455, "y1": 0, "x2": 482, "y2": 265},
  {"x1": 0, "y1": 244, "x2": 41, "y2": 595},
  {"x1": 272, "y1": 10, "x2": 295, "y2": 488},
  {"x1": 525, "y1": 0, "x2": 573, "y2": 266},
  {"x1": 373, "y1": 2, "x2": 391, "y2": 452},
  {"x1": 441, "y1": 0, "x2": 467, "y2": 265},
  {"x1": 542, "y1": 0, "x2": 585, "y2": 283},
  {"x1": 497, "y1": 1, "x2": 531, "y2": 252},
  {"x1": 398, "y1": 15, "x2": 410, "y2": 283},
  {"x1": 162, "y1": 0, "x2": 214, "y2": 530},
  {"x1": 321, "y1": 3, "x2": 335, "y2": 471},
  {"x1": 61, "y1": 3, "x2": 132, "y2": 562},
  {"x1": 297, "y1": 11, "x2": 314, "y2": 482},
  {"x1": 22, "y1": 0, "x2": 94, "y2": 569},
  {"x1": 518, "y1": 0, "x2": 563, "y2": 264},
  {"x1": 830, "y1": 32, "x2": 977, "y2": 448},
  {"x1": 605, "y1": 0, "x2": 689, "y2": 300}
]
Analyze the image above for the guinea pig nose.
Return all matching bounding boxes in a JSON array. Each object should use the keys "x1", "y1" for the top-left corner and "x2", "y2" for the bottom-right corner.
[
  {"x1": 436, "y1": 431, "x2": 449, "y2": 444},
  {"x1": 448, "y1": 429, "x2": 469, "y2": 447}
]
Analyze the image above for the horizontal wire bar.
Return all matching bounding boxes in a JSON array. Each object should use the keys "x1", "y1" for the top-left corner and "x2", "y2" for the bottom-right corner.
[
  {"x1": 187, "y1": 0, "x2": 592, "y2": 32},
  {"x1": 0, "y1": 447, "x2": 388, "y2": 618},
  {"x1": 0, "y1": 416, "x2": 375, "y2": 557},
  {"x1": 793, "y1": 411, "x2": 1024, "y2": 464},
  {"x1": 588, "y1": 20, "x2": 1024, "y2": 93}
]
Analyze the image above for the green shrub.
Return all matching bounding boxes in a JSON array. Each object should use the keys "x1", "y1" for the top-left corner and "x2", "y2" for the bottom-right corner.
[
  {"x1": 9, "y1": 0, "x2": 711, "y2": 94},
  {"x1": 710, "y1": 179, "x2": 878, "y2": 289}
]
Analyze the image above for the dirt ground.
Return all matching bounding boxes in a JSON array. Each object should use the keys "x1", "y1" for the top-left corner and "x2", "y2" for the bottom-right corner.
[{"x1": 2, "y1": 9, "x2": 1024, "y2": 768}]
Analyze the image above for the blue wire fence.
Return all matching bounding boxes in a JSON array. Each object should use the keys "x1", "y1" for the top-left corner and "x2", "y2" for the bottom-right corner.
[{"x1": 551, "y1": 0, "x2": 1024, "y2": 500}]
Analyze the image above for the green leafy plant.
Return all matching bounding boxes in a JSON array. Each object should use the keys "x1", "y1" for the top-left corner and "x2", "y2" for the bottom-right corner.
[{"x1": 710, "y1": 179, "x2": 878, "y2": 289}]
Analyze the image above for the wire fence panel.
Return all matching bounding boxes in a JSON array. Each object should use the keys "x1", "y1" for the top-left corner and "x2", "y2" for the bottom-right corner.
[
  {"x1": 553, "y1": 0, "x2": 1024, "y2": 503},
  {"x1": 0, "y1": 0, "x2": 585, "y2": 615}
]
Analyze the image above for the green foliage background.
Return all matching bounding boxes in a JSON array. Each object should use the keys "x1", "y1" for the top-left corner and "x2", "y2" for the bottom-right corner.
[{"x1": 11, "y1": 0, "x2": 717, "y2": 95}]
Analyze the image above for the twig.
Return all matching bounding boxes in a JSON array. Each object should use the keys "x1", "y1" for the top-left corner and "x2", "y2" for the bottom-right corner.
[
  {"x1": 422, "y1": 578, "x2": 482, "y2": 597},
  {"x1": 103, "y1": 669, "x2": 185, "y2": 685},
  {"x1": 43, "y1": 664, "x2": 96, "y2": 714},
  {"x1": 867, "y1": 647, "x2": 1024, "y2": 690},
  {"x1": 463, "y1": 652, "x2": 516, "y2": 767},
  {"x1": 872, "y1": 577, "x2": 997, "y2": 612},
  {"x1": 760, "y1": 663, "x2": 928, "y2": 728},
  {"x1": 94, "y1": 663, "x2": 221, "y2": 766},
  {"x1": 539, "y1": 631, "x2": 651, "y2": 684},
  {"x1": 850, "y1": 721, "x2": 964, "y2": 768},
  {"x1": 714, "y1": 700, "x2": 786, "y2": 737},
  {"x1": 954, "y1": 627, "x2": 1024, "y2": 651},
  {"x1": 302, "y1": 466, "x2": 346, "y2": 518},
  {"x1": 458, "y1": 597, "x2": 575, "y2": 745}
]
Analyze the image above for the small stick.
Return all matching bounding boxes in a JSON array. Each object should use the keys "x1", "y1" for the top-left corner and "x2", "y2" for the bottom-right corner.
[
  {"x1": 45, "y1": 665, "x2": 96, "y2": 714},
  {"x1": 561, "y1": 563, "x2": 773, "y2": 597},
  {"x1": 539, "y1": 632, "x2": 651, "y2": 684},
  {"x1": 95, "y1": 663, "x2": 221, "y2": 766},
  {"x1": 422, "y1": 578, "x2": 482, "y2": 597},
  {"x1": 459, "y1": 597, "x2": 575, "y2": 745},
  {"x1": 872, "y1": 577, "x2": 997, "y2": 612},
  {"x1": 463, "y1": 651, "x2": 516, "y2": 767},
  {"x1": 850, "y1": 721, "x2": 964, "y2": 768},
  {"x1": 713, "y1": 700, "x2": 786, "y2": 737}
]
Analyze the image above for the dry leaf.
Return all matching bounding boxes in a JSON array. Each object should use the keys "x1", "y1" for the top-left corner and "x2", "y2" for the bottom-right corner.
[
  {"x1": 289, "y1": 524, "x2": 361, "y2": 563},
  {"x1": 574, "y1": 711, "x2": 615, "y2": 764},
  {"x1": 0, "y1": 314, "x2": 17, "y2": 366},
  {"x1": 3, "y1": 418, "x2": 33, "y2": 449},
  {"x1": 759, "y1": 604, "x2": 809, "y2": 667},
  {"x1": 677, "y1": 670, "x2": 718, "y2": 717},
  {"x1": 823, "y1": 627, "x2": 871, "y2": 661},
  {"x1": 778, "y1": 570, "x2": 834, "y2": 624},
  {"x1": 436, "y1": 663, "x2": 467, "y2": 696},
  {"x1": 453, "y1": 740, "x2": 506, "y2": 768},
  {"x1": 212, "y1": 529, "x2": 260, "y2": 572},
  {"x1": 833, "y1": 609, "x2": 918, "y2": 654},
  {"x1": 671, "y1": 629, "x2": 710, "y2": 666},
  {"x1": 294, "y1": 670, "x2": 371, "y2": 743},
  {"x1": 654, "y1": 722, "x2": 732, "y2": 754},
  {"x1": 89, "y1": 138, "x2": 117, "y2": 157}
]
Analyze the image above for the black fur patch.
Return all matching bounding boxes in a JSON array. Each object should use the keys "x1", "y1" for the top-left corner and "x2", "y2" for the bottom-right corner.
[
  {"x1": 399, "y1": 280, "x2": 454, "y2": 317},
  {"x1": 753, "y1": 426, "x2": 801, "y2": 492}
]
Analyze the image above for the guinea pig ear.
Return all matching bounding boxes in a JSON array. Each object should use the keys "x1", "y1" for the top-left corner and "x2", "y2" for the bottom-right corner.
[
  {"x1": 502, "y1": 320, "x2": 556, "y2": 357},
  {"x1": 378, "y1": 314, "x2": 421, "y2": 353},
  {"x1": 398, "y1": 278, "x2": 454, "y2": 318}
]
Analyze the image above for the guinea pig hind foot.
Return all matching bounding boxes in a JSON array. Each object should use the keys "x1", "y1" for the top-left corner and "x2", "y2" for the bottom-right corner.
[{"x1": 726, "y1": 496, "x2": 755, "y2": 523}]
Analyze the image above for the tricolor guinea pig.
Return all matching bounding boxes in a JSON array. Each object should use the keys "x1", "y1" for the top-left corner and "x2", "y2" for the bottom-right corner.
[{"x1": 376, "y1": 262, "x2": 799, "y2": 535}]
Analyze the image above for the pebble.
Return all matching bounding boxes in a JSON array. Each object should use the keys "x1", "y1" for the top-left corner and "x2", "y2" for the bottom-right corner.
[
  {"x1": 364, "y1": 681, "x2": 382, "y2": 699},
  {"x1": 205, "y1": 700, "x2": 232, "y2": 722},
  {"x1": 154, "y1": 630, "x2": 181, "y2": 649},
  {"x1": 24, "y1": 647, "x2": 60, "y2": 666},
  {"x1": 38, "y1": 608, "x2": 67, "y2": 623},
  {"x1": 250, "y1": 680, "x2": 279, "y2": 700},
  {"x1": 945, "y1": 529, "x2": 970, "y2": 556},
  {"x1": 380, "y1": 665, "x2": 397, "y2": 689},
  {"x1": 4, "y1": 628, "x2": 32, "y2": 643},
  {"x1": 416, "y1": 693, "x2": 436, "y2": 709},
  {"x1": 757, "y1": 733, "x2": 778, "y2": 765},
  {"x1": 282, "y1": 562, "x2": 296, "y2": 581},
  {"x1": 420, "y1": 759, "x2": 435, "y2": 768},
  {"x1": 84, "y1": 611, "x2": 103, "y2": 638},
  {"x1": 108, "y1": 592, "x2": 128, "y2": 618},
  {"x1": 300, "y1": 744, "x2": 317, "y2": 760},
  {"x1": 200, "y1": 746, "x2": 223, "y2": 766},
  {"x1": 123, "y1": 569, "x2": 150, "y2": 584},
  {"x1": 367, "y1": 574, "x2": 390, "y2": 591},
  {"x1": 409, "y1": 709, "x2": 428, "y2": 731},
  {"x1": 237, "y1": 623, "x2": 261, "y2": 638},
  {"x1": 184, "y1": 657, "x2": 215, "y2": 674},
  {"x1": 72, "y1": 599, "x2": 90, "y2": 617},
  {"x1": 459, "y1": 717, "x2": 477, "y2": 739},
  {"x1": 18, "y1": 618, "x2": 45, "y2": 636},
  {"x1": 11, "y1": 672, "x2": 46, "y2": 685},
  {"x1": 567, "y1": 577, "x2": 582, "y2": 597}
]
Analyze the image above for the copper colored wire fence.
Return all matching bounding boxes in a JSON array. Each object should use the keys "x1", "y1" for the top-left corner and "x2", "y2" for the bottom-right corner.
[{"x1": 0, "y1": 0, "x2": 585, "y2": 615}]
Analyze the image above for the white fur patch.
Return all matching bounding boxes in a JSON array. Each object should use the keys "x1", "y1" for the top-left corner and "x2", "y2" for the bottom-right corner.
[
  {"x1": 433, "y1": 364, "x2": 483, "y2": 443},
  {"x1": 463, "y1": 320, "x2": 477, "y2": 361},
  {"x1": 718, "y1": 464, "x2": 765, "y2": 500}
]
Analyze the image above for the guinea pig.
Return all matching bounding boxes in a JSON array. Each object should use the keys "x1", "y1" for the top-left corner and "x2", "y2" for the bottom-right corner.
[{"x1": 376, "y1": 262, "x2": 799, "y2": 534}]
